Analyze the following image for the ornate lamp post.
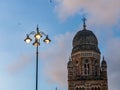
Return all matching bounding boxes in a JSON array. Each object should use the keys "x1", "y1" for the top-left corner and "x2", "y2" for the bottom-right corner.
[{"x1": 24, "y1": 25, "x2": 51, "y2": 90}]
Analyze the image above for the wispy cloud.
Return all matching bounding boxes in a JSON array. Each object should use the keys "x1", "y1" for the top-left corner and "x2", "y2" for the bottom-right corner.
[
  {"x1": 55, "y1": 0, "x2": 120, "y2": 25},
  {"x1": 106, "y1": 38, "x2": 120, "y2": 90},
  {"x1": 7, "y1": 54, "x2": 33, "y2": 74},
  {"x1": 40, "y1": 32, "x2": 74, "y2": 87}
]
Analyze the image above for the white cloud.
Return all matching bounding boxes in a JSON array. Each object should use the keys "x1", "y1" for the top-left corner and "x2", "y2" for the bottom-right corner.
[
  {"x1": 55, "y1": 0, "x2": 120, "y2": 25},
  {"x1": 105, "y1": 37, "x2": 120, "y2": 90},
  {"x1": 7, "y1": 54, "x2": 33, "y2": 74},
  {"x1": 40, "y1": 32, "x2": 74, "y2": 87}
]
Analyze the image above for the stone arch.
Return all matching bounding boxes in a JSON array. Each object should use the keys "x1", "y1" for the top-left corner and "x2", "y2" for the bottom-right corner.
[{"x1": 82, "y1": 58, "x2": 91, "y2": 75}]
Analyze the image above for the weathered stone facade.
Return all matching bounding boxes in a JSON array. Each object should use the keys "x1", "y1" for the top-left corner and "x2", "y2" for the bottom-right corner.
[{"x1": 67, "y1": 19, "x2": 108, "y2": 90}]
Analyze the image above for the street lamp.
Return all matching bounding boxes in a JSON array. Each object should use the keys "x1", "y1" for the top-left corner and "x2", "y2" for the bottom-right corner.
[{"x1": 24, "y1": 25, "x2": 51, "y2": 90}]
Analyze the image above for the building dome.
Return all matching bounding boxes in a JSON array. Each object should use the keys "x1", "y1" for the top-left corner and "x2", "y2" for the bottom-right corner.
[
  {"x1": 72, "y1": 19, "x2": 100, "y2": 54},
  {"x1": 73, "y1": 30, "x2": 98, "y2": 47}
]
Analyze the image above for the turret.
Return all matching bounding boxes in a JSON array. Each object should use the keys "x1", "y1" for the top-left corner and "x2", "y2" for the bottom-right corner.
[
  {"x1": 67, "y1": 57, "x2": 74, "y2": 80},
  {"x1": 101, "y1": 56, "x2": 107, "y2": 79}
]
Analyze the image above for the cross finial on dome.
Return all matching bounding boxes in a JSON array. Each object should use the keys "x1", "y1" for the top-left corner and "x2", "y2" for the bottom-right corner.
[{"x1": 82, "y1": 17, "x2": 87, "y2": 30}]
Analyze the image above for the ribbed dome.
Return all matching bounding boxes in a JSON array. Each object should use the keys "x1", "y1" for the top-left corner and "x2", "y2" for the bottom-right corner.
[
  {"x1": 72, "y1": 29, "x2": 100, "y2": 53},
  {"x1": 73, "y1": 30, "x2": 98, "y2": 47}
]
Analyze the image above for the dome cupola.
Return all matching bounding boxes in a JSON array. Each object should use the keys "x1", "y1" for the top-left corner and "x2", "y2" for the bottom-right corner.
[{"x1": 72, "y1": 18, "x2": 100, "y2": 54}]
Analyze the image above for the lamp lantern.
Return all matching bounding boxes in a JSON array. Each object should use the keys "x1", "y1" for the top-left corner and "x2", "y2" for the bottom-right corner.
[
  {"x1": 24, "y1": 35, "x2": 32, "y2": 43},
  {"x1": 43, "y1": 35, "x2": 51, "y2": 44}
]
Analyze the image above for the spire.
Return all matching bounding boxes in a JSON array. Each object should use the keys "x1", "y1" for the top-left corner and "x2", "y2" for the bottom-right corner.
[
  {"x1": 69, "y1": 56, "x2": 71, "y2": 61},
  {"x1": 102, "y1": 56, "x2": 106, "y2": 62},
  {"x1": 82, "y1": 17, "x2": 87, "y2": 30},
  {"x1": 101, "y1": 56, "x2": 107, "y2": 67}
]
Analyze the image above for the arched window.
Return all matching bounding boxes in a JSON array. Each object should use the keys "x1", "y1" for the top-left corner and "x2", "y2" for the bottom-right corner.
[
  {"x1": 91, "y1": 87, "x2": 94, "y2": 90},
  {"x1": 79, "y1": 87, "x2": 81, "y2": 90},
  {"x1": 76, "y1": 87, "x2": 78, "y2": 90},
  {"x1": 95, "y1": 66, "x2": 97, "y2": 75},
  {"x1": 98, "y1": 87, "x2": 100, "y2": 90},
  {"x1": 84, "y1": 64, "x2": 87, "y2": 74},
  {"x1": 94, "y1": 60, "x2": 98, "y2": 76},
  {"x1": 95, "y1": 87, "x2": 97, "y2": 90},
  {"x1": 87, "y1": 64, "x2": 90, "y2": 74},
  {"x1": 81, "y1": 87, "x2": 84, "y2": 90},
  {"x1": 84, "y1": 59, "x2": 90, "y2": 75}
]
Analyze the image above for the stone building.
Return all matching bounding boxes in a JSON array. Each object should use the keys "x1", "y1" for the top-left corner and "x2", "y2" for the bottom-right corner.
[{"x1": 67, "y1": 18, "x2": 108, "y2": 90}]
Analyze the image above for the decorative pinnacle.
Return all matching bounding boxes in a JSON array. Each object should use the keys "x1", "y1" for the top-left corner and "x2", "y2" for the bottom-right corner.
[
  {"x1": 69, "y1": 56, "x2": 71, "y2": 61},
  {"x1": 103, "y1": 56, "x2": 105, "y2": 61},
  {"x1": 82, "y1": 17, "x2": 87, "y2": 30}
]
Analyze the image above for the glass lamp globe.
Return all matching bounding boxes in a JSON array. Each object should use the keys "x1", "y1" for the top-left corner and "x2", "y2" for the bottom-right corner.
[
  {"x1": 24, "y1": 35, "x2": 32, "y2": 43},
  {"x1": 43, "y1": 35, "x2": 51, "y2": 44}
]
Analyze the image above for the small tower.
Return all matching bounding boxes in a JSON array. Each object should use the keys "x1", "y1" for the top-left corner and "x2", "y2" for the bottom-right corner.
[
  {"x1": 101, "y1": 56, "x2": 108, "y2": 90},
  {"x1": 67, "y1": 57, "x2": 74, "y2": 80},
  {"x1": 101, "y1": 56, "x2": 107, "y2": 79}
]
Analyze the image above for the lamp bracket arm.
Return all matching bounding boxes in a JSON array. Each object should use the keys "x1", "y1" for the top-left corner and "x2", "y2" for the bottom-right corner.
[
  {"x1": 40, "y1": 31, "x2": 48, "y2": 36},
  {"x1": 28, "y1": 31, "x2": 36, "y2": 36}
]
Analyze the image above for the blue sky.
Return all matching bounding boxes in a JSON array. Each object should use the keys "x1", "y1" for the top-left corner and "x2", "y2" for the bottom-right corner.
[{"x1": 0, "y1": 0, "x2": 120, "y2": 90}]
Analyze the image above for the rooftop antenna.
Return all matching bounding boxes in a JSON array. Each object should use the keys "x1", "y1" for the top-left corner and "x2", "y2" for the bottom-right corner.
[{"x1": 82, "y1": 16, "x2": 87, "y2": 30}]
